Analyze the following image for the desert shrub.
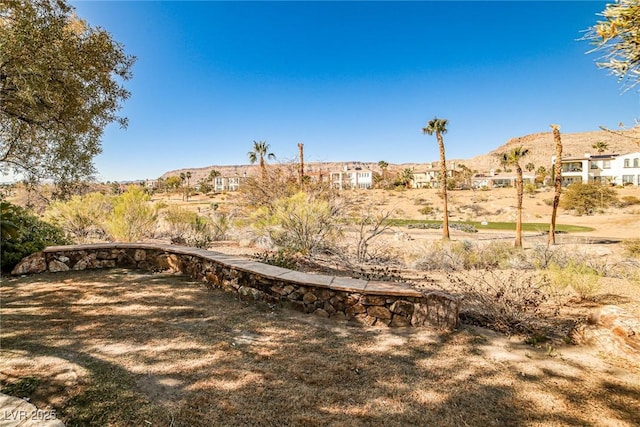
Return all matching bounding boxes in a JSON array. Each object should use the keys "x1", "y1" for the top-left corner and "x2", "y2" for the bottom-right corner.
[
  {"x1": 1, "y1": 201, "x2": 71, "y2": 273},
  {"x1": 105, "y1": 187, "x2": 158, "y2": 242},
  {"x1": 560, "y1": 182, "x2": 618, "y2": 215},
  {"x1": 253, "y1": 249, "x2": 298, "y2": 269},
  {"x1": 524, "y1": 183, "x2": 537, "y2": 195},
  {"x1": 163, "y1": 205, "x2": 198, "y2": 237},
  {"x1": 251, "y1": 192, "x2": 341, "y2": 255},
  {"x1": 446, "y1": 269, "x2": 560, "y2": 335},
  {"x1": 547, "y1": 262, "x2": 601, "y2": 300},
  {"x1": 45, "y1": 192, "x2": 112, "y2": 242},
  {"x1": 418, "y1": 205, "x2": 434, "y2": 216},
  {"x1": 619, "y1": 195, "x2": 640, "y2": 207},
  {"x1": 413, "y1": 240, "x2": 515, "y2": 271},
  {"x1": 407, "y1": 222, "x2": 477, "y2": 233},
  {"x1": 622, "y1": 238, "x2": 640, "y2": 258},
  {"x1": 162, "y1": 206, "x2": 231, "y2": 248}
]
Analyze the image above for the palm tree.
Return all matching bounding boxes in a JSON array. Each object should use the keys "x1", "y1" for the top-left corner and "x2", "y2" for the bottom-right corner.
[
  {"x1": 422, "y1": 117, "x2": 450, "y2": 240},
  {"x1": 497, "y1": 146, "x2": 529, "y2": 248},
  {"x1": 549, "y1": 124, "x2": 563, "y2": 245},
  {"x1": 592, "y1": 141, "x2": 609, "y2": 154},
  {"x1": 377, "y1": 160, "x2": 389, "y2": 189},
  {"x1": 399, "y1": 168, "x2": 414, "y2": 188},
  {"x1": 248, "y1": 140, "x2": 276, "y2": 179},
  {"x1": 179, "y1": 172, "x2": 186, "y2": 201},
  {"x1": 525, "y1": 162, "x2": 535, "y2": 173},
  {"x1": 185, "y1": 171, "x2": 192, "y2": 201},
  {"x1": 298, "y1": 142, "x2": 305, "y2": 186}
]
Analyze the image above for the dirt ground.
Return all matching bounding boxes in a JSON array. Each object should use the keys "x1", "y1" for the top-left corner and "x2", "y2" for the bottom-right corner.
[{"x1": 2, "y1": 270, "x2": 639, "y2": 426}]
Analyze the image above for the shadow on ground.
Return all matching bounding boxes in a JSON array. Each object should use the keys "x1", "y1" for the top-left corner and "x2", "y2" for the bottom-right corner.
[{"x1": 1, "y1": 269, "x2": 638, "y2": 426}]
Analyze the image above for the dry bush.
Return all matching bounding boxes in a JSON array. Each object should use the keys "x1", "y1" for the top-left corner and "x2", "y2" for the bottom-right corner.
[
  {"x1": 446, "y1": 269, "x2": 563, "y2": 335},
  {"x1": 623, "y1": 238, "x2": 640, "y2": 258},
  {"x1": 413, "y1": 240, "x2": 517, "y2": 271}
]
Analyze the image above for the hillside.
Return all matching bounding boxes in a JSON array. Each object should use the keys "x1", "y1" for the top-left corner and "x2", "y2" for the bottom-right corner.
[{"x1": 160, "y1": 127, "x2": 640, "y2": 180}]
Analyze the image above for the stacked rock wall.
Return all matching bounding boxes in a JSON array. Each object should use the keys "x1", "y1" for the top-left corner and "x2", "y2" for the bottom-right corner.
[{"x1": 11, "y1": 243, "x2": 461, "y2": 329}]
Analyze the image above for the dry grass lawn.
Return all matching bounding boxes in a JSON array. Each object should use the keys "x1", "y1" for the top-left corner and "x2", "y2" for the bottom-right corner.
[{"x1": 2, "y1": 269, "x2": 639, "y2": 426}]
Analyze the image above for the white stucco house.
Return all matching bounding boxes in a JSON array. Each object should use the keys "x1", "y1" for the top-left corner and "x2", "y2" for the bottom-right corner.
[
  {"x1": 330, "y1": 165, "x2": 374, "y2": 189},
  {"x1": 553, "y1": 152, "x2": 640, "y2": 186}
]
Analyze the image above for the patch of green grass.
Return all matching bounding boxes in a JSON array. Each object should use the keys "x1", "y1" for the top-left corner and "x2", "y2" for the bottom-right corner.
[{"x1": 387, "y1": 219, "x2": 593, "y2": 233}]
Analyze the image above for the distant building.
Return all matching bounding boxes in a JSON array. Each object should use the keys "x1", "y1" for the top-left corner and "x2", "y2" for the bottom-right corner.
[
  {"x1": 553, "y1": 152, "x2": 640, "y2": 186},
  {"x1": 213, "y1": 175, "x2": 246, "y2": 191},
  {"x1": 412, "y1": 162, "x2": 459, "y2": 188},
  {"x1": 471, "y1": 170, "x2": 534, "y2": 189},
  {"x1": 330, "y1": 164, "x2": 374, "y2": 189}
]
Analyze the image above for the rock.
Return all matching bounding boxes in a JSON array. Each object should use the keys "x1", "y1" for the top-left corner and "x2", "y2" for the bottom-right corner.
[
  {"x1": 346, "y1": 303, "x2": 366, "y2": 317},
  {"x1": 351, "y1": 314, "x2": 377, "y2": 326},
  {"x1": 367, "y1": 305, "x2": 392, "y2": 320},
  {"x1": 49, "y1": 259, "x2": 70, "y2": 272},
  {"x1": 344, "y1": 295, "x2": 360, "y2": 307},
  {"x1": 390, "y1": 314, "x2": 411, "y2": 327},
  {"x1": 73, "y1": 254, "x2": 97, "y2": 270},
  {"x1": 575, "y1": 305, "x2": 640, "y2": 366},
  {"x1": 134, "y1": 249, "x2": 146, "y2": 261},
  {"x1": 11, "y1": 252, "x2": 46, "y2": 275},
  {"x1": 313, "y1": 308, "x2": 330, "y2": 318},
  {"x1": 362, "y1": 295, "x2": 386, "y2": 306},
  {"x1": 390, "y1": 300, "x2": 414, "y2": 316},
  {"x1": 302, "y1": 292, "x2": 318, "y2": 304}
]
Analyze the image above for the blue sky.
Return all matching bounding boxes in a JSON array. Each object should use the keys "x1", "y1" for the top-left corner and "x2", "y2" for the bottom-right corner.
[{"x1": 70, "y1": 1, "x2": 639, "y2": 182}]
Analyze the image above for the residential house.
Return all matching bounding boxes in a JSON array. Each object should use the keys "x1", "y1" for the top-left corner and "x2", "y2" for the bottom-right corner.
[
  {"x1": 471, "y1": 170, "x2": 534, "y2": 189},
  {"x1": 213, "y1": 174, "x2": 246, "y2": 192},
  {"x1": 330, "y1": 164, "x2": 374, "y2": 189},
  {"x1": 553, "y1": 152, "x2": 640, "y2": 186},
  {"x1": 412, "y1": 162, "x2": 460, "y2": 189}
]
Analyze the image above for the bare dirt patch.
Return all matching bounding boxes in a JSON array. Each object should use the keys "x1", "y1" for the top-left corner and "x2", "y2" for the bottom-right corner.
[{"x1": 1, "y1": 269, "x2": 639, "y2": 426}]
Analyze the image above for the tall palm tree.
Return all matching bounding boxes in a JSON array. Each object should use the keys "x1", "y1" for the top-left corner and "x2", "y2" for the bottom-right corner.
[
  {"x1": 248, "y1": 140, "x2": 276, "y2": 179},
  {"x1": 377, "y1": 160, "x2": 389, "y2": 189},
  {"x1": 549, "y1": 124, "x2": 563, "y2": 245},
  {"x1": 422, "y1": 117, "x2": 450, "y2": 240},
  {"x1": 298, "y1": 142, "x2": 305, "y2": 187},
  {"x1": 497, "y1": 146, "x2": 529, "y2": 248},
  {"x1": 185, "y1": 171, "x2": 192, "y2": 201},
  {"x1": 592, "y1": 141, "x2": 609, "y2": 154}
]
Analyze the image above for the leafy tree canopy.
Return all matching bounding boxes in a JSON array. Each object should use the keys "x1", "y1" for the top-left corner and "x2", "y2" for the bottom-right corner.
[
  {"x1": 0, "y1": 0, "x2": 135, "y2": 194},
  {"x1": 586, "y1": 0, "x2": 640, "y2": 89}
]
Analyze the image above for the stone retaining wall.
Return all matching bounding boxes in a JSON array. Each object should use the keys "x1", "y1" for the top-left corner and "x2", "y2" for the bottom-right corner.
[{"x1": 11, "y1": 243, "x2": 461, "y2": 329}]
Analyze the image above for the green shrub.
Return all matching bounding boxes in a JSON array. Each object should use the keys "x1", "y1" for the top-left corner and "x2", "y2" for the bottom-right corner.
[
  {"x1": 560, "y1": 183, "x2": 617, "y2": 215},
  {"x1": 251, "y1": 192, "x2": 340, "y2": 255},
  {"x1": 547, "y1": 262, "x2": 600, "y2": 300},
  {"x1": 105, "y1": 187, "x2": 158, "y2": 242},
  {"x1": 1, "y1": 201, "x2": 71, "y2": 273},
  {"x1": 45, "y1": 192, "x2": 112, "y2": 242}
]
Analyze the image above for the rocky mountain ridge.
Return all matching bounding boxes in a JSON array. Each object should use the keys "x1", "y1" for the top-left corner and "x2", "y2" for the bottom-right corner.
[{"x1": 160, "y1": 127, "x2": 640, "y2": 181}]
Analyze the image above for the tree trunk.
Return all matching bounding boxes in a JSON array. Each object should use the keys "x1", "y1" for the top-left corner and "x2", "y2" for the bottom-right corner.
[
  {"x1": 260, "y1": 157, "x2": 266, "y2": 180},
  {"x1": 515, "y1": 164, "x2": 523, "y2": 248},
  {"x1": 437, "y1": 133, "x2": 450, "y2": 240},
  {"x1": 298, "y1": 143, "x2": 304, "y2": 187},
  {"x1": 549, "y1": 126, "x2": 563, "y2": 245}
]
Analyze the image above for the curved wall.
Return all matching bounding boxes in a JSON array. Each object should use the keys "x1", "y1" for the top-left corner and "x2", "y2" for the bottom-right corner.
[{"x1": 11, "y1": 243, "x2": 460, "y2": 329}]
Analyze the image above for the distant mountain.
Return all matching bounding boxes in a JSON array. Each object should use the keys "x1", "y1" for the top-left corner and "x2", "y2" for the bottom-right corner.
[
  {"x1": 460, "y1": 127, "x2": 640, "y2": 173},
  {"x1": 159, "y1": 127, "x2": 640, "y2": 180}
]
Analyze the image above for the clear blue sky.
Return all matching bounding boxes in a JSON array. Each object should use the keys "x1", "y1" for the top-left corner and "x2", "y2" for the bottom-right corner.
[{"x1": 70, "y1": 0, "x2": 639, "y2": 182}]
